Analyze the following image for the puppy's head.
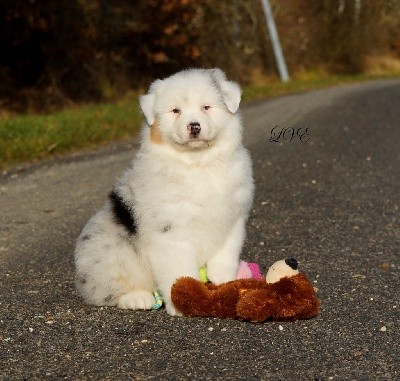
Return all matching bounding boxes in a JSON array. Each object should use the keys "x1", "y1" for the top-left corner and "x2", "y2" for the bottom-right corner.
[{"x1": 139, "y1": 68, "x2": 242, "y2": 150}]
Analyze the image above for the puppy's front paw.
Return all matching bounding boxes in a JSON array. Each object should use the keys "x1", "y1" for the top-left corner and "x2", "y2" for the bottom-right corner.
[
  {"x1": 206, "y1": 262, "x2": 237, "y2": 285},
  {"x1": 165, "y1": 301, "x2": 183, "y2": 317}
]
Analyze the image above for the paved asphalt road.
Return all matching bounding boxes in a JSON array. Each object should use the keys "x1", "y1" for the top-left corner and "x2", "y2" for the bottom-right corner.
[{"x1": 1, "y1": 80, "x2": 399, "y2": 380}]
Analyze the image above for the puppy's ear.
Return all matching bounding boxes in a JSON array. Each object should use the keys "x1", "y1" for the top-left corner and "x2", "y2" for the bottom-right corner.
[
  {"x1": 211, "y1": 68, "x2": 242, "y2": 114},
  {"x1": 140, "y1": 79, "x2": 164, "y2": 126},
  {"x1": 149, "y1": 79, "x2": 164, "y2": 93},
  {"x1": 220, "y1": 81, "x2": 242, "y2": 114},
  {"x1": 139, "y1": 93, "x2": 156, "y2": 126}
]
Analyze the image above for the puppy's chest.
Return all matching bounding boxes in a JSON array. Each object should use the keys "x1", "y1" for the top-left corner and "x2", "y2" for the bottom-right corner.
[
  {"x1": 167, "y1": 167, "x2": 231, "y2": 205},
  {"x1": 152, "y1": 165, "x2": 238, "y2": 216}
]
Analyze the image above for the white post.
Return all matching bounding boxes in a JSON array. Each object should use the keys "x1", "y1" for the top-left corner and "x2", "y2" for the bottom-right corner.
[{"x1": 260, "y1": 0, "x2": 290, "y2": 82}]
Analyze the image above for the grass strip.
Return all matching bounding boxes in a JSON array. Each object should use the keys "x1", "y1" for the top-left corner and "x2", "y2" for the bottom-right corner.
[{"x1": 0, "y1": 98, "x2": 141, "y2": 169}]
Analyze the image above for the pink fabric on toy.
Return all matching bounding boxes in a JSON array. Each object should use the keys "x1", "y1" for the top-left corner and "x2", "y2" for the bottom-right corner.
[
  {"x1": 237, "y1": 261, "x2": 252, "y2": 279},
  {"x1": 236, "y1": 261, "x2": 263, "y2": 280},
  {"x1": 247, "y1": 262, "x2": 263, "y2": 280}
]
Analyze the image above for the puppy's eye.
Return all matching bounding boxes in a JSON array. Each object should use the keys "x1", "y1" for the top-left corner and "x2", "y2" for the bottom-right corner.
[
  {"x1": 172, "y1": 108, "x2": 180, "y2": 114},
  {"x1": 202, "y1": 105, "x2": 211, "y2": 111}
]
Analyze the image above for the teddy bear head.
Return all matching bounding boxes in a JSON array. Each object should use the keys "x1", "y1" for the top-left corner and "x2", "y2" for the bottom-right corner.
[{"x1": 265, "y1": 258, "x2": 299, "y2": 284}]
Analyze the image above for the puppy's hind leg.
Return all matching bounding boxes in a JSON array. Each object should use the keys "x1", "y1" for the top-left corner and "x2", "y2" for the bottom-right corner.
[{"x1": 75, "y1": 236, "x2": 155, "y2": 311}]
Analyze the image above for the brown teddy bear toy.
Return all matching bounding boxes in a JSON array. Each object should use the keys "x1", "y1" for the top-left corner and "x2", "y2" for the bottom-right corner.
[{"x1": 171, "y1": 258, "x2": 320, "y2": 322}]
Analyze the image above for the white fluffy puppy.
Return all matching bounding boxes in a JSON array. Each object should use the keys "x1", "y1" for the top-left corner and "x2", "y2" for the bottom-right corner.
[{"x1": 74, "y1": 68, "x2": 254, "y2": 315}]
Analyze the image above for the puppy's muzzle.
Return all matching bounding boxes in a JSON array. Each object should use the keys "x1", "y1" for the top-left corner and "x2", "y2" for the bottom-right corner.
[{"x1": 188, "y1": 122, "x2": 201, "y2": 138}]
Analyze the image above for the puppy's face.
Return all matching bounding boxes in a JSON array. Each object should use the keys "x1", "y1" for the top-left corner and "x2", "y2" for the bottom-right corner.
[
  {"x1": 140, "y1": 69, "x2": 242, "y2": 150},
  {"x1": 155, "y1": 78, "x2": 225, "y2": 149}
]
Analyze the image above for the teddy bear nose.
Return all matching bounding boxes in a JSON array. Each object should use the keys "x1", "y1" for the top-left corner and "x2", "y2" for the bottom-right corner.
[{"x1": 285, "y1": 258, "x2": 298, "y2": 270}]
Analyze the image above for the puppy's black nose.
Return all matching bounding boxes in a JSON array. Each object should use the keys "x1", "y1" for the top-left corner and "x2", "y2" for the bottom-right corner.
[{"x1": 188, "y1": 122, "x2": 201, "y2": 136}]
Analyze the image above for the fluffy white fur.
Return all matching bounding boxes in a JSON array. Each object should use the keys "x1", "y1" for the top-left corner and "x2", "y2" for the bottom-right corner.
[{"x1": 74, "y1": 68, "x2": 254, "y2": 315}]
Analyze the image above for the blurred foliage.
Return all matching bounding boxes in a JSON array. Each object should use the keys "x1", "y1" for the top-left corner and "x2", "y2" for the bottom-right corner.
[{"x1": 0, "y1": 0, "x2": 399, "y2": 112}]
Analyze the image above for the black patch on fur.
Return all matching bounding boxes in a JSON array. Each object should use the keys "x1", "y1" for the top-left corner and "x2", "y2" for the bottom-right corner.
[
  {"x1": 78, "y1": 276, "x2": 87, "y2": 284},
  {"x1": 109, "y1": 190, "x2": 138, "y2": 234},
  {"x1": 104, "y1": 295, "x2": 114, "y2": 302},
  {"x1": 162, "y1": 223, "x2": 172, "y2": 233},
  {"x1": 81, "y1": 234, "x2": 91, "y2": 241}
]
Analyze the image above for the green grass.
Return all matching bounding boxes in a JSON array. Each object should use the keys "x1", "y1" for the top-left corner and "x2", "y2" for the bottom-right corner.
[
  {"x1": 242, "y1": 72, "x2": 399, "y2": 102},
  {"x1": 0, "y1": 98, "x2": 142, "y2": 169},
  {"x1": 1, "y1": 72, "x2": 399, "y2": 170}
]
